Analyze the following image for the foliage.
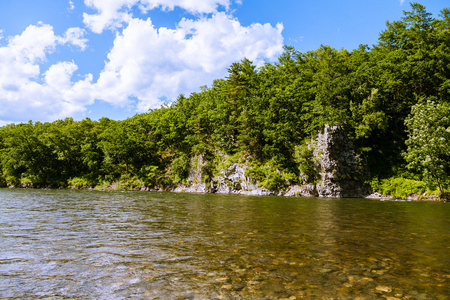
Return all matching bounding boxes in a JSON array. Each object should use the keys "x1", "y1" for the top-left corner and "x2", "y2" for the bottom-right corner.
[
  {"x1": 170, "y1": 153, "x2": 190, "y2": 184},
  {"x1": 68, "y1": 177, "x2": 96, "y2": 189},
  {"x1": 0, "y1": 3, "x2": 449, "y2": 194},
  {"x1": 370, "y1": 177, "x2": 430, "y2": 199},
  {"x1": 138, "y1": 165, "x2": 160, "y2": 187},
  {"x1": 245, "y1": 161, "x2": 296, "y2": 191},
  {"x1": 403, "y1": 100, "x2": 450, "y2": 194},
  {"x1": 294, "y1": 141, "x2": 319, "y2": 184}
]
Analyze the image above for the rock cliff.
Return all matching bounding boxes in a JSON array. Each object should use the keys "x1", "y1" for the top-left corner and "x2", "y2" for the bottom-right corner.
[
  {"x1": 310, "y1": 124, "x2": 369, "y2": 197},
  {"x1": 173, "y1": 124, "x2": 369, "y2": 198}
]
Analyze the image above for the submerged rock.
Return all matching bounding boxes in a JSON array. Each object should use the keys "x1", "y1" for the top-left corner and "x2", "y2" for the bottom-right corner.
[{"x1": 375, "y1": 285, "x2": 392, "y2": 293}]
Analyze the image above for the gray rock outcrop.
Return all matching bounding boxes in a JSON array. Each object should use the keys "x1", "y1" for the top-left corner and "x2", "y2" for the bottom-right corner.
[
  {"x1": 311, "y1": 124, "x2": 369, "y2": 197},
  {"x1": 212, "y1": 163, "x2": 274, "y2": 195},
  {"x1": 172, "y1": 124, "x2": 369, "y2": 198}
]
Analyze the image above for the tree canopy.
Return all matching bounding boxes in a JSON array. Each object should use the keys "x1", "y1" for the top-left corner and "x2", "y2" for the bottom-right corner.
[
  {"x1": 404, "y1": 100, "x2": 450, "y2": 194},
  {"x1": 0, "y1": 3, "x2": 449, "y2": 195}
]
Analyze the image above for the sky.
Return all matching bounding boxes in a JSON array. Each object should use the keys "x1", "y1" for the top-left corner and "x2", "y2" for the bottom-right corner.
[{"x1": 0, "y1": 0, "x2": 448, "y2": 125}]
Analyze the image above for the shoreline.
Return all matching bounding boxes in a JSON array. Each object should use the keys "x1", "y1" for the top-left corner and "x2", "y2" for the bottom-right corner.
[{"x1": 3, "y1": 184, "x2": 447, "y2": 202}]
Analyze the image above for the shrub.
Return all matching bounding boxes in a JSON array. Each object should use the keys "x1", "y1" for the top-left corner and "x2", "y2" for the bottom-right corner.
[
  {"x1": 294, "y1": 141, "x2": 319, "y2": 184},
  {"x1": 68, "y1": 177, "x2": 95, "y2": 189},
  {"x1": 0, "y1": 174, "x2": 5, "y2": 187},
  {"x1": 170, "y1": 153, "x2": 190, "y2": 183},
  {"x1": 370, "y1": 177, "x2": 431, "y2": 198},
  {"x1": 6, "y1": 175, "x2": 20, "y2": 186},
  {"x1": 139, "y1": 165, "x2": 160, "y2": 187},
  {"x1": 245, "y1": 162, "x2": 291, "y2": 191},
  {"x1": 118, "y1": 174, "x2": 141, "y2": 190}
]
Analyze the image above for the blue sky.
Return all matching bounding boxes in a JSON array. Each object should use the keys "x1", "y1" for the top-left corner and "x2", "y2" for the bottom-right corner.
[{"x1": 0, "y1": 0, "x2": 447, "y2": 125}]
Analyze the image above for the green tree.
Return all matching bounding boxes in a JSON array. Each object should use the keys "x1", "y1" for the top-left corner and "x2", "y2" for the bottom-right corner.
[
  {"x1": 0, "y1": 121, "x2": 61, "y2": 185},
  {"x1": 404, "y1": 100, "x2": 450, "y2": 195}
]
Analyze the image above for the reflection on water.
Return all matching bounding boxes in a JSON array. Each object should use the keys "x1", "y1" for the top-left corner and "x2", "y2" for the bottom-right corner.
[{"x1": 0, "y1": 189, "x2": 448, "y2": 299}]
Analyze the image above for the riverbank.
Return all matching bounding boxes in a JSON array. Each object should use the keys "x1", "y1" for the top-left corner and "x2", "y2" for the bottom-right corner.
[
  {"x1": 364, "y1": 191, "x2": 447, "y2": 202},
  {"x1": 5, "y1": 183, "x2": 448, "y2": 202}
]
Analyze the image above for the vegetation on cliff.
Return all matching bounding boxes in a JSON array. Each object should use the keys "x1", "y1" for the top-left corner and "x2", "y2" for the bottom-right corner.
[{"x1": 0, "y1": 3, "x2": 449, "y2": 198}]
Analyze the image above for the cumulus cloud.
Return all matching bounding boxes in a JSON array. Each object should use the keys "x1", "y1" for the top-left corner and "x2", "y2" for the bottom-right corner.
[
  {"x1": 60, "y1": 27, "x2": 89, "y2": 50},
  {"x1": 83, "y1": 0, "x2": 231, "y2": 33},
  {"x1": 93, "y1": 13, "x2": 283, "y2": 111},
  {"x1": 83, "y1": 0, "x2": 134, "y2": 33},
  {"x1": 0, "y1": 24, "x2": 93, "y2": 122},
  {"x1": 6, "y1": 23, "x2": 58, "y2": 64},
  {"x1": 1, "y1": 2, "x2": 284, "y2": 123},
  {"x1": 138, "y1": 0, "x2": 230, "y2": 14}
]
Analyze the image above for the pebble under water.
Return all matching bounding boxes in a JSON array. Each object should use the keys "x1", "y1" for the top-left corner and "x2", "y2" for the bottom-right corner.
[{"x1": 0, "y1": 189, "x2": 448, "y2": 299}]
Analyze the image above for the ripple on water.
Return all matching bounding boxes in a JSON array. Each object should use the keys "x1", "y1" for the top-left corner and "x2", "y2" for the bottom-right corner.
[{"x1": 0, "y1": 189, "x2": 449, "y2": 299}]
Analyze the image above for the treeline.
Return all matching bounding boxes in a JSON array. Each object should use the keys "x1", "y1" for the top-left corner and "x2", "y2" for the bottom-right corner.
[{"x1": 1, "y1": 3, "x2": 449, "y2": 195}]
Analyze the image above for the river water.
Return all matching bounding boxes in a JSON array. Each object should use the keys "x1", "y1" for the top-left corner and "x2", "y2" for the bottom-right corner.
[{"x1": 0, "y1": 189, "x2": 448, "y2": 299}]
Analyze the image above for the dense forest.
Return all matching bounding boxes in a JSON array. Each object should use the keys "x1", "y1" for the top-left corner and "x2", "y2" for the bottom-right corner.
[{"x1": 1, "y1": 3, "x2": 449, "y2": 198}]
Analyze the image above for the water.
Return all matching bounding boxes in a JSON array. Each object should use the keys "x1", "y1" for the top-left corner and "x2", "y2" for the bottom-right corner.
[{"x1": 0, "y1": 189, "x2": 448, "y2": 299}]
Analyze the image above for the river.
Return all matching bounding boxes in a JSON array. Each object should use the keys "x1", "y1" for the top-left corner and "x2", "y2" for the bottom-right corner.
[{"x1": 0, "y1": 189, "x2": 448, "y2": 299}]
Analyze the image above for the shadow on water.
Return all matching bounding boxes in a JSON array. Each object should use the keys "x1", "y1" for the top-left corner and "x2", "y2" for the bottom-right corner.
[{"x1": 0, "y1": 189, "x2": 448, "y2": 299}]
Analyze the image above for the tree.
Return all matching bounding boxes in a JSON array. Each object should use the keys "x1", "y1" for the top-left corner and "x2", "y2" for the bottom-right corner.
[{"x1": 404, "y1": 100, "x2": 450, "y2": 195}]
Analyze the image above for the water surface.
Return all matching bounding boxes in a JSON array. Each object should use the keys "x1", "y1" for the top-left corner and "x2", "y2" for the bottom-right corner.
[{"x1": 0, "y1": 189, "x2": 448, "y2": 299}]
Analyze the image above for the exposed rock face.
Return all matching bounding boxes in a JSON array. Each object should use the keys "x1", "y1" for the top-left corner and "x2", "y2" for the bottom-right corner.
[
  {"x1": 311, "y1": 124, "x2": 369, "y2": 197},
  {"x1": 174, "y1": 160, "x2": 274, "y2": 196},
  {"x1": 283, "y1": 185, "x2": 318, "y2": 197},
  {"x1": 173, "y1": 124, "x2": 369, "y2": 198},
  {"x1": 173, "y1": 155, "x2": 210, "y2": 193},
  {"x1": 172, "y1": 156, "x2": 273, "y2": 195},
  {"x1": 213, "y1": 163, "x2": 274, "y2": 196}
]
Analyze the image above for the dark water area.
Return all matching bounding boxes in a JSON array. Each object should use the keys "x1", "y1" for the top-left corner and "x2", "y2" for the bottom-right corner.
[{"x1": 0, "y1": 189, "x2": 448, "y2": 299}]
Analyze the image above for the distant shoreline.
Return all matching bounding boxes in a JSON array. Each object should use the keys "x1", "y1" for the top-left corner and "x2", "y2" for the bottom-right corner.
[{"x1": 3, "y1": 185, "x2": 447, "y2": 202}]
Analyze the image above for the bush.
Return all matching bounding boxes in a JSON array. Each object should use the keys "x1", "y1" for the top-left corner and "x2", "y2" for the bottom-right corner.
[
  {"x1": 118, "y1": 174, "x2": 141, "y2": 190},
  {"x1": 370, "y1": 177, "x2": 431, "y2": 198},
  {"x1": 95, "y1": 180, "x2": 112, "y2": 190},
  {"x1": 294, "y1": 141, "x2": 319, "y2": 184},
  {"x1": 260, "y1": 170, "x2": 285, "y2": 191},
  {"x1": 139, "y1": 165, "x2": 160, "y2": 187},
  {"x1": 20, "y1": 177, "x2": 33, "y2": 186},
  {"x1": 170, "y1": 153, "x2": 190, "y2": 183},
  {"x1": 245, "y1": 161, "x2": 292, "y2": 191},
  {"x1": 5, "y1": 175, "x2": 20, "y2": 186},
  {"x1": 244, "y1": 166, "x2": 265, "y2": 183},
  {"x1": 68, "y1": 177, "x2": 96, "y2": 189}
]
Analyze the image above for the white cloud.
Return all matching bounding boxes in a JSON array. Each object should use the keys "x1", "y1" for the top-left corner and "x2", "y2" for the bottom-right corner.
[
  {"x1": 7, "y1": 23, "x2": 58, "y2": 63},
  {"x1": 83, "y1": 0, "x2": 137, "y2": 33},
  {"x1": 399, "y1": 0, "x2": 405, "y2": 4},
  {"x1": 68, "y1": 0, "x2": 75, "y2": 11},
  {"x1": 83, "y1": 0, "x2": 231, "y2": 33},
  {"x1": 60, "y1": 27, "x2": 88, "y2": 50},
  {"x1": 0, "y1": 120, "x2": 13, "y2": 127},
  {"x1": 1, "y1": 3, "x2": 284, "y2": 123},
  {"x1": 0, "y1": 24, "x2": 93, "y2": 122},
  {"x1": 138, "y1": 0, "x2": 230, "y2": 14},
  {"x1": 93, "y1": 13, "x2": 283, "y2": 111}
]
